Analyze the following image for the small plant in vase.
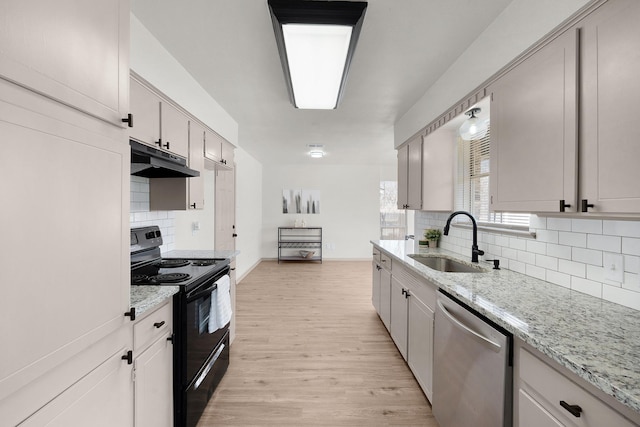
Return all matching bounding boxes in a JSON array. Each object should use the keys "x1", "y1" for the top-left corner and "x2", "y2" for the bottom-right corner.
[{"x1": 424, "y1": 229, "x2": 442, "y2": 248}]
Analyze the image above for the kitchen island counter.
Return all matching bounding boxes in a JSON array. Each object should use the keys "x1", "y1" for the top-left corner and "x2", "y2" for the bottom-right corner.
[{"x1": 372, "y1": 239, "x2": 640, "y2": 416}]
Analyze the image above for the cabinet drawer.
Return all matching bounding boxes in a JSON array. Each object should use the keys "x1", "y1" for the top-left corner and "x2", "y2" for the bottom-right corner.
[
  {"x1": 392, "y1": 263, "x2": 436, "y2": 310},
  {"x1": 380, "y1": 253, "x2": 392, "y2": 270},
  {"x1": 372, "y1": 247, "x2": 381, "y2": 263},
  {"x1": 519, "y1": 348, "x2": 635, "y2": 427},
  {"x1": 134, "y1": 301, "x2": 172, "y2": 353}
]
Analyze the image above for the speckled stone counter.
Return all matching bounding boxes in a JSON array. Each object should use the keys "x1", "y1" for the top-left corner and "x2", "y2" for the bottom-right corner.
[
  {"x1": 372, "y1": 239, "x2": 640, "y2": 415},
  {"x1": 130, "y1": 285, "x2": 179, "y2": 317}
]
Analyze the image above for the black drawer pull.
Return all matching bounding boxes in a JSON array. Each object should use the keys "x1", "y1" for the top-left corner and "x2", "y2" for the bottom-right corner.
[
  {"x1": 560, "y1": 400, "x2": 582, "y2": 417},
  {"x1": 153, "y1": 321, "x2": 166, "y2": 328},
  {"x1": 121, "y1": 350, "x2": 133, "y2": 365},
  {"x1": 124, "y1": 307, "x2": 136, "y2": 321}
]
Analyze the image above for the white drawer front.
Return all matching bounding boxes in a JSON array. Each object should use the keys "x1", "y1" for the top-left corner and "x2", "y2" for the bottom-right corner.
[{"x1": 134, "y1": 301, "x2": 172, "y2": 353}]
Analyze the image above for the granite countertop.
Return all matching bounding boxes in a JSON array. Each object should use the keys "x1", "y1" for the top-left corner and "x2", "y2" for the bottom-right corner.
[
  {"x1": 372, "y1": 239, "x2": 640, "y2": 415},
  {"x1": 130, "y1": 250, "x2": 239, "y2": 317}
]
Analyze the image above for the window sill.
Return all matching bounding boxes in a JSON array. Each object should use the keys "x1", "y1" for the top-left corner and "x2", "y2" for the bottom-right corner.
[{"x1": 451, "y1": 222, "x2": 536, "y2": 239}]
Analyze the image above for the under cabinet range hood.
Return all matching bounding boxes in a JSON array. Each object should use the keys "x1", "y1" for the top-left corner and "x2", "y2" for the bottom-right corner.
[{"x1": 130, "y1": 140, "x2": 199, "y2": 178}]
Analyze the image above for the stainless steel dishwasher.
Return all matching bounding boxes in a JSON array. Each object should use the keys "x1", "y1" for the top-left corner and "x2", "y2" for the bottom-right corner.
[{"x1": 433, "y1": 290, "x2": 513, "y2": 427}]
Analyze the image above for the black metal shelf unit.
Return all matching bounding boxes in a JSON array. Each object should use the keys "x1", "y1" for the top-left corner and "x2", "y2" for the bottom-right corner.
[{"x1": 278, "y1": 227, "x2": 322, "y2": 263}]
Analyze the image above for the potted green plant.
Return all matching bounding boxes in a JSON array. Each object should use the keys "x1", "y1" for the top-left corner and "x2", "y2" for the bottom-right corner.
[{"x1": 424, "y1": 228, "x2": 442, "y2": 248}]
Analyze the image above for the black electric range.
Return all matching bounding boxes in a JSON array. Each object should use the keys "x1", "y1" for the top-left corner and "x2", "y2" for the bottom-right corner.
[{"x1": 130, "y1": 226, "x2": 231, "y2": 427}]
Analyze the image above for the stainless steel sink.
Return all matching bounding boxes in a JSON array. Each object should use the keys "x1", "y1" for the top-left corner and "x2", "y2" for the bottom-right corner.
[{"x1": 408, "y1": 255, "x2": 487, "y2": 273}]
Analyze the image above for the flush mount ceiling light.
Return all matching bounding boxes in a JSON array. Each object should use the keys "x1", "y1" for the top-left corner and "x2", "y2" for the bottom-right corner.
[
  {"x1": 267, "y1": 0, "x2": 368, "y2": 109},
  {"x1": 308, "y1": 144, "x2": 325, "y2": 158},
  {"x1": 459, "y1": 107, "x2": 489, "y2": 141}
]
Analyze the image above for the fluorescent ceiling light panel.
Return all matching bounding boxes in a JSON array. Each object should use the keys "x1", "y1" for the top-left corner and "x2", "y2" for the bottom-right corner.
[
  {"x1": 283, "y1": 24, "x2": 352, "y2": 109},
  {"x1": 268, "y1": 0, "x2": 368, "y2": 110}
]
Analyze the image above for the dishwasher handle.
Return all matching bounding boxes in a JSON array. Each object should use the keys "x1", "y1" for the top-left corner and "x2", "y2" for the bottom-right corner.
[{"x1": 437, "y1": 298, "x2": 502, "y2": 353}]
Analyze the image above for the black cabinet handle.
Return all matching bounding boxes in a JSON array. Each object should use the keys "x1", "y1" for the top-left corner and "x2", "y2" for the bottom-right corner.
[
  {"x1": 232, "y1": 233, "x2": 238, "y2": 237},
  {"x1": 559, "y1": 200, "x2": 571, "y2": 212},
  {"x1": 191, "y1": 203, "x2": 197, "y2": 209},
  {"x1": 167, "y1": 334, "x2": 174, "y2": 343},
  {"x1": 405, "y1": 289, "x2": 411, "y2": 298},
  {"x1": 121, "y1": 113, "x2": 133, "y2": 128},
  {"x1": 121, "y1": 350, "x2": 133, "y2": 365},
  {"x1": 124, "y1": 308, "x2": 136, "y2": 321},
  {"x1": 163, "y1": 141, "x2": 170, "y2": 150},
  {"x1": 581, "y1": 199, "x2": 594, "y2": 212},
  {"x1": 153, "y1": 321, "x2": 165, "y2": 328},
  {"x1": 560, "y1": 400, "x2": 582, "y2": 418}
]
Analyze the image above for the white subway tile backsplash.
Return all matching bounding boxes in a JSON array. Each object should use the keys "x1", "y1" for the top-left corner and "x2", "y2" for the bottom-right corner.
[
  {"x1": 559, "y1": 259, "x2": 586, "y2": 278},
  {"x1": 547, "y1": 217, "x2": 572, "y2": 231},
  {"x1": 536, "y1": 254, "x2": 558, "y2": 271},
  {"x1": 526, "y1": 240, "x2": 546, "y2": 255},
  {"x1": 547, "y1": 243, "x2": 572, "y2": 260},
  {"x1": 547, "y1": 270, "x2": 571, "y2": 288},
  {"x1": 603, "y1": 220, "x2": 640, "y2": 238},
  {"x1": 587, "y1": 234, "x2": 621, "y2": 253},
  {"x1": 559, "y1": 231, "x2": 587, "y2": 248},
  {"x1": 572, "y1": 247, "x2": 602, "y2": 266},
  {"x1": 624, "y1": 255, "x2": 640, "y2": 274},
  {"x1": 572, "y1": 218, "x2": 602, "y2": 234},
  {"x1": 622, "y1": 237, "x2": 640, "y2": 256},
  {"x1": 415, "y1": 211, "x2": 640, "y2": 310},
  {"x1": 571, "y1": 277, "x2": 602, "y2": 298},
  {"x1": 526, "y1": 264, "x2": 546, "y2": 280},
  {"x1": 603, "y1": 284, "x2": 640, "y2": 311}
]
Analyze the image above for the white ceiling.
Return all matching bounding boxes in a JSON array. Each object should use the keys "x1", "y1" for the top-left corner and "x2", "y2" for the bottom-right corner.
[{"x1": 131, "y1": 0, "x2": 513, "y2": 166}]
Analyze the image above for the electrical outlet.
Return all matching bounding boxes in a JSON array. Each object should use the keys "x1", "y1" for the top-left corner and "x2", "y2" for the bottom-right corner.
[
  {"x1": 192, "y1": 221, "x2": 200, "y2": 232},
  {"x1": 604, "y1": 252, "x2": 624, "y2": 283}
]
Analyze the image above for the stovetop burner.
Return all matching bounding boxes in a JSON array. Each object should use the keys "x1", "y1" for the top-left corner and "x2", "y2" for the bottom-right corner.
[
  {"x1": 151, "y1": 273, "x2": 191, "y2": 283},
  {"x1": 131, "y1": 274, "x2": 150, "y2": 285},
  {"x1": 191, "y1": 259, "x2": 216, "y2": 266},
  {"x1": 160, "y1": 259, "x2": 190, "y2": 268}
]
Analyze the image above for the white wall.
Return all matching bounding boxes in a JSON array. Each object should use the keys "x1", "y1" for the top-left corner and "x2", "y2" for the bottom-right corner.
[
  {"x1": 130, "y1": 13, "x2": 263, "y2": 278},
  {"x1": 234, "y1": 149, "x2": 263, "y2": 279},
  {"x1": 395, "y1": 0, "x2": 590, "y2": 146},
  {"x1": 262, "y1": 164, "x2": 383, "y2": 260}
]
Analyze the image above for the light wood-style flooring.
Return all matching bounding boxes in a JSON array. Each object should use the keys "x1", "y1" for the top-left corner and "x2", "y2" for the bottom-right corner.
[{"x1": 198, "y1": 261, "x2": 439, "y2": 426}]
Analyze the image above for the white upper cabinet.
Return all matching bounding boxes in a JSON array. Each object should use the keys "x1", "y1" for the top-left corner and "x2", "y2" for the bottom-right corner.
[
  {"x1": 0, "y1": 0, "x2": 129, "y2": 126},
  {"x1": 204, "y1": 129, "x2": 234, "y2": 170},
  {"x1": 422, "y1": 129, "x2": 454, "y2": 211},
  {"x1": 160, "y1": 101, "x2": 189, "y2": 159},
  {"x1": 489, "y1": 28, "x2": 578, "y2": 213},
  {"x1": 188, "y1": 121, "x2": 206, "y2": 209},
  {"x1": 579, "y1": 0, "x2": 640, "y2": 213},
  {"x1": 397, "y1": 136, "x2": 423, "y2": 210}
]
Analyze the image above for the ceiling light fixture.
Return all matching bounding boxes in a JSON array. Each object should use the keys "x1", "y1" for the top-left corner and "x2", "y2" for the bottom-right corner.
[
  {"x1": 267, "y1": 0, "x2": 368, "y2": 110},
  {"x1": 308, "y1": 144, "x2": 325, "y2": 158},
  {"x1": 459, "y1": 107, "x2": 488, "y2": 141}
]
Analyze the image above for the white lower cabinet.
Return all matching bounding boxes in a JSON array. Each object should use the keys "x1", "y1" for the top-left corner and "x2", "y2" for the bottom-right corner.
[
  {"x1": 133, "y1": 300, "x2": 173, "y2": 427},
  {"x1": 407, "y1": 294, "x2": 434, "y2": 401},
  {"x1": 372, "y1": 261, "x2": 381, "y2": 314},
  {"x1": 379, "y1": 263, "x2": 392, "y2": 331},
  {"x1": 390, "y1": 276, "x2": 409, "y2": 360},
  {"x1": 515, "y1": 341, "x2": 639, "y2": 427},
  {"x1": 372, "y1": 248, "x2": 392, "y2": 332}
]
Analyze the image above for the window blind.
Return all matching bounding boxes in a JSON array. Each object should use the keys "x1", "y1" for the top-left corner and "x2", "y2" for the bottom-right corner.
[{"x1": 456, "y1": 126, "x2": 530, "y2": 228}]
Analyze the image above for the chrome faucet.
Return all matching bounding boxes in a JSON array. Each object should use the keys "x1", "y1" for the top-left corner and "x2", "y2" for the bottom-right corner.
[{"x1": 443, "y1": 211, "x2": 484, "y2": 263}]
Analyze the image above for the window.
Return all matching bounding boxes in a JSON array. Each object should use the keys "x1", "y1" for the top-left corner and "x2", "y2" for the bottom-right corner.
[
  {"x1": 379, "y1": 181, "x2": 407, "y2": 239},
  {"x1": 456, "y1": 126, "x2": 530, "y2": 229}
]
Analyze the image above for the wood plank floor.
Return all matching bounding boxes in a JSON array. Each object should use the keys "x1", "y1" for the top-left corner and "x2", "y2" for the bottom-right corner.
[{"x1": 198, "y1": 261, "x2": 439, "y2": 426}]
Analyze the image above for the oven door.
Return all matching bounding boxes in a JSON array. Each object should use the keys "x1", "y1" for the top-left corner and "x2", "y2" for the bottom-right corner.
[
  {"x1": 185, "y1": 330, "x2": 229, "y2": 427},
  {"x1": 184, "y1": 276, "x2": 230, "y2": 382}
]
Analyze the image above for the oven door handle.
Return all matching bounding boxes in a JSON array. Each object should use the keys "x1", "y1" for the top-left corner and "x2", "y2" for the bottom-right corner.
[
  {"x1": 186, "y1": 284, "x2": 217, "y2": 301},
  {"x1": 193, "y1": 343, "x2": 226, "y2": 390}
]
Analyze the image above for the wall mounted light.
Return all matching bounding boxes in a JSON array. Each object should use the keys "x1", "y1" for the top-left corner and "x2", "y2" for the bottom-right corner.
[
  {"x1": 459, "y1": 107, "x2": 488, "y2": 141},
  {"x1": 268, "y1": 0, "x2": 368, "y2": 109}
]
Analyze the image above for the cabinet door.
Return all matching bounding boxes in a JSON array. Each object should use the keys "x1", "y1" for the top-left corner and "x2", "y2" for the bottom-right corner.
[
  {"x1": 379, "y1": 268, "x2": 392, "y2": 331},
  {"x1": 489, "y1": 29, "x2": 578, "y2": 213},
  {"x1": 422, "y1": 129, "x2": 454, "y2": 211},
  {"x1": 0, "y1": 99, "x2": 129, "y2": 402},
  {"x1": 134, "y1": 333, "x2": 173, "y2": 427},
  {"x1": 130, "y1": 77, "x2": 161, "y2": 147},
  {"x1": 221, "y1": 140, "x2": 235, "y2": 168},
  {"x1": 407, "y1": 137, "x2": 423, "y2": 210},
  {"x1": 580, "y1": 0, "x2": 640, "y2": 213},
  {"x1": 372, "y1": 262, "x2": 381, "y2": 314},
  {"x1": 390, "y1": 277, "x2": 408, "y2": 360},
  {"x1": 0, "y1": 0, "x2": 129, "y2": 126},
  {"x1": 397, "y1": 144, "x2": 409, "y2": 209},
  {"x1": 160, "y1": 101, "x2": 189, "y2": 158},
  {"x1": 204, "y1": 129, "x2": 222, "y2": 163},
  {"x1": 407, "y1": 295, "x2": 434, "y2": 402},
  {"x1": 189, "y1": 121, "x2": 205, "y2": 209},
  {"x1": 20, "y1": 347, "x2": 134, "y2": 427},
  {"x1": 519, "y1": 389, "x2": 564, "y2": 427}
]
